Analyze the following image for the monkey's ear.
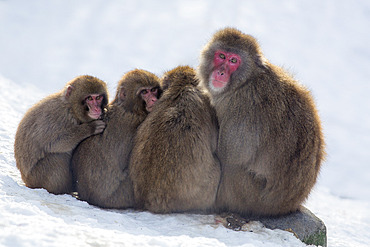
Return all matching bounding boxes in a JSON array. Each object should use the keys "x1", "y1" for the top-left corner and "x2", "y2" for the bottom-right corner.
[
  {"x1": 255, "y1": 54, "x2": 268, "y2": 69},
  {"x1": 161, "y1": 76, "x2": 170, "y2": 91},
  {"x1": 63, "y1": 85, "x2": 74, "y2": 100},
  {"x1": 119, "y1": 87, "x2": 126, "y2": 101}
]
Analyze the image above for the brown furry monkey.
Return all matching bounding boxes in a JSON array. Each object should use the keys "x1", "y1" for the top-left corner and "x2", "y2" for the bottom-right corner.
[
  {"x1": 129, "y1": 65, "x2": 221, "y2": 214},
  {"x1": 72, "y1": 69, "x2": 161, "y2": 208},
  {"x1": 197, "y1": 27, "x2": 325, "y2": 216},
  {"x1": 14, "y1": 75, "x2": 108, "y2": 194}
]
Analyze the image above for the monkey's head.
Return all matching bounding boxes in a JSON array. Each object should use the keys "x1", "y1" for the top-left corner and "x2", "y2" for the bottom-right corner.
[
  {"x1": 161, "y1": 65, "x2": 198, "y2": 91},
  {"x1": 197, "y1": 27, "x2": 267, "y2": 95},
  {"x1": 114, "y1": 69, "x2": 162, "y2": 114},
  {"x1": 63, "y1": 75, "x2": 108, "y2": 123}
]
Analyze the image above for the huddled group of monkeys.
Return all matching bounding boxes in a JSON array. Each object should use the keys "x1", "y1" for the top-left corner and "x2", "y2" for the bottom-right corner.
[{"x1": 14, "y1": 28, "x2": 325, "y2": 218}]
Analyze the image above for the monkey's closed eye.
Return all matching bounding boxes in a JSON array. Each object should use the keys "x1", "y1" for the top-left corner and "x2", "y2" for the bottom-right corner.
[{"x1": 219, "y1": 53, "x2": 226, "y2": 59}]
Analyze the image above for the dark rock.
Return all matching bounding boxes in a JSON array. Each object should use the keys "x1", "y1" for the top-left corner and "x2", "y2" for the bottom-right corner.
[
  {"x1": 219, "y1": 206, "x2": 326, "y2": 246},
  {"x1": 256, "y1": 206, "x2": 327, "y2": 246}
]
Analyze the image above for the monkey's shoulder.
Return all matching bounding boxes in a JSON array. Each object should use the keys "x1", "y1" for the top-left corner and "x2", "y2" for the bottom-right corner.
[
  {"x1": 173, "y1": 86, "x2": 211, "y2": 106},
  {"x1": 262, "y1": 64, "x2": 312, "y2": 95},
  {"x1": 20, "y1": 95, "x2": 71, "y2": 129},
  {"x1": 103, "y1": 106, "x2": 144, "y2": 137}
]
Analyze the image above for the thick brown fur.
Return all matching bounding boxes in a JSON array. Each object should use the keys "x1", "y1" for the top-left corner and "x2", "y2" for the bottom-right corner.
[
  {"x1": 14, "y1": 75, "x2": 108, "y2": 194},
  {"x1": 129, "y1": 66, "x2": 221, "y2": 213},
  {"x1": 197, "y1": 27, "x2": 325, "y2": 216},
  {"x1": 72, "y1": 69, "x2": 161, "y2": 208}
]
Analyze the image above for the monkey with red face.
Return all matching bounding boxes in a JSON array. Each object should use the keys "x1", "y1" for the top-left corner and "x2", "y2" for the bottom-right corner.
[
  {"x1": 72, "y1": 69, "x2": 161, "y2": 209},
  {"x1": 197, "y1": 27, "x2": 325, "y2": 217},
  {"x1": 14, "y1": 75, "x2": 108, "y2": 194}
]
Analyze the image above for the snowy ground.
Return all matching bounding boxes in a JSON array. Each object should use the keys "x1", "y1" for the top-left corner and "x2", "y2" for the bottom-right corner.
[{"x1": 1, "y1": 0, "x2": 370, "y2": 246}]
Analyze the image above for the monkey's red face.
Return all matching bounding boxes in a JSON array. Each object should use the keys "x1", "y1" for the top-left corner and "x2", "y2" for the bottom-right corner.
[
  {"x1": 85, "y1": 94, "x2": 104, "y2": 119},
  {"x1": 139, "y1": 87, "x2": 159, "y2": 112},
  {"x1": 211, "y1": 50, "x2": 241, "y2": 90}
]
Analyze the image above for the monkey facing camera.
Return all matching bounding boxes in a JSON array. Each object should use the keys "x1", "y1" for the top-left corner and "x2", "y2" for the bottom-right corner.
[
  {"x1": 14, "y1": 75, "x2": 108, "y2": 194},
  {"x1": 72, "y1": 69, "x2": 161, "y2": 208},
  {"x1": 197, "y1": 27, "x2": 325, "y2": 217}
]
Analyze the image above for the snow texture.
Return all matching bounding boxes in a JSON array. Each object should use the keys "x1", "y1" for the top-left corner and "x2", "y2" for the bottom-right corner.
[{"x1": 1, "y1": 0, "x2": 370, "y2": 246}]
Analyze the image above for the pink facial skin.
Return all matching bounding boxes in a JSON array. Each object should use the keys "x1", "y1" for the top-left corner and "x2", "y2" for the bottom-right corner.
[
  {"x1": 139, "y1": 87, "x2": 159, "y2": 112},
  {"x1": 211, "y1": 50, "x2": 241, "y2": 89},
  {"x1": 86, "y1": 94, "x2": 104, "y2": 119}
]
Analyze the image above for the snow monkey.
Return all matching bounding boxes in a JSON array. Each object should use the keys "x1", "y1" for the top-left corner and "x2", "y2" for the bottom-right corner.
[
  {"x1": 197, "y1": 27, "x2": 325, "y2": 216},
  {"x1": 129, "y1": 66, "x2": 221, "y2": 213},
  {"x1": 14, "y1": 75, "x2": 108, "y2": 194},
  {"x1": 72, "y1": 69, "x2": 161, "y2": 209}
]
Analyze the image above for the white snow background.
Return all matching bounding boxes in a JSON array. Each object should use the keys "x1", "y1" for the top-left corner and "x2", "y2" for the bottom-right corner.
[{"x1": 0, "y1": 0, "x2": 369, "y2": 246}]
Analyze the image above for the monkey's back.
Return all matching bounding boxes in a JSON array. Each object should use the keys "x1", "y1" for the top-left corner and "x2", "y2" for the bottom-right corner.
[
  {"x1": 14, "y1": 94, "x2": 73, "y2": 177},
  {"x1": 130, "y1": 86, "x2": 220, "y2": 213}
]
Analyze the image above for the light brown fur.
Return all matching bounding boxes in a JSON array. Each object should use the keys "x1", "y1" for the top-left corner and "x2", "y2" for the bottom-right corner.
[
  {"x1": 129, "y1": 66, "x2": 221, "y2": 214},
  {"x1": 72, "y1": 69, "x2": 161, "y2": 208},
  {"x1": 197, "y1": 27, "x2": 325, "y2": 216},
  {"x1": 14, "y1": 75, "x2": 108, "y2": 194}
]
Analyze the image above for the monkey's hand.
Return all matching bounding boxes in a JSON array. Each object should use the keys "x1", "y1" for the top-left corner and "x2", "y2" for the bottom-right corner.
[
  {"x1": 87, "y1": 119, "x2": 106, "y2": 135},
  {"x1": 45, "y1": 120, "x2": 106, "y2": 154}
]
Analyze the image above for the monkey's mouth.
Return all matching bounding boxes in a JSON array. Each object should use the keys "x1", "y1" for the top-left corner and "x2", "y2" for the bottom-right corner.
[
  {"x1": 146, "y1": 106, "x2": 153, "y2": 113},
  {"x1": 212, "y1": 79, "x2": 227, "y2": 89},
  {"x1": 88, "y1": 111, "x2": 102, "y2": 119}
]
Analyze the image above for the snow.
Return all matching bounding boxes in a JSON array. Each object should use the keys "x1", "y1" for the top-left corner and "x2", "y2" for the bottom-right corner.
[{"x1": 1, "y1": 0, "x2": 370, "y2": 246}]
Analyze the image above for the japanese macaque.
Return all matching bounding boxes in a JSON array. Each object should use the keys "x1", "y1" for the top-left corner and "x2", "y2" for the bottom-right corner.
[
  {"x1": 72, "y1": 69, "x2": 161, "y2": 208},
  {"x1": 129, "y1": 65, "x2": 221, "y2": 214},
  {"x1": 197, "y1": 27, "x2": 325, "y2": 216},
  {"x1": 14, "y1": 75, "x2": 108, "y2": 194}
]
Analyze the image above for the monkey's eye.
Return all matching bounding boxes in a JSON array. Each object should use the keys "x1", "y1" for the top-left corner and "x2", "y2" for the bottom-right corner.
[
  {"x1": 219, "y1": 53, "x2": 226, "y2": 59},
  {"x1": 86, "y1": 96, "x2": 93, "y2": 101},
  {"x1": 141, "y1": 89, "x2": 148, "y2": 95},
  {"x1": 151, "y1": 87, "x2": 158, "y2": 93},
  {"x1": 230, "y1": 58, "x2": 238, "y2": 63},
  {"x1": 96, "y1": 95, "x2": 101, "y2": 100}
]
